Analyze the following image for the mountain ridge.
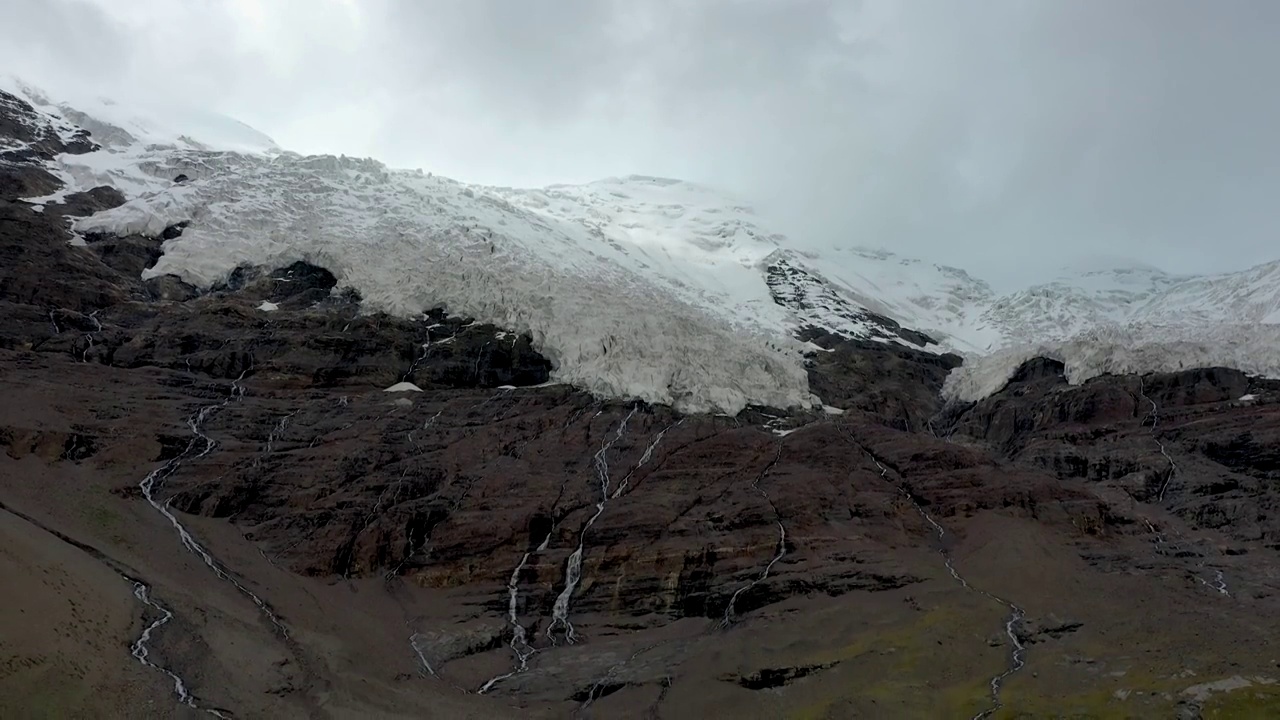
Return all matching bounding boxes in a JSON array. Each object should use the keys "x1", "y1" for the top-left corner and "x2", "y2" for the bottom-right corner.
[{"x1": 5, "y1": 77, "x2": 1280, "y2": 411}]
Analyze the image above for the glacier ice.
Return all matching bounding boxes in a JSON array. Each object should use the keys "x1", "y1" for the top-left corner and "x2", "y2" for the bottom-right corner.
[
  {"x1": 944, "y1": 323, "x2": 1280, "y2": 403},
  {"x1": 76, "y1": 153, "x2": 815, "y2": 415},
  {"x1": 10, "y1": 76, "x2": 1280, "y2": 412}
]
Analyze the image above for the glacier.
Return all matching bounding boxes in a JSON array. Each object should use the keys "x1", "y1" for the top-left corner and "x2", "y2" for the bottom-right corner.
[
  {"x1": 944, "y1": 323, "x2": 1280, "y2": 403},
  {"x1": 944, "y1": 261, "x2": 1280, "y2": 402},
  {"x1": 87, "y1": 154, "x2": 819, "y2": 414},
  {"x1": 7, "y1": 76, "x2": 1280, "y2": 412}
]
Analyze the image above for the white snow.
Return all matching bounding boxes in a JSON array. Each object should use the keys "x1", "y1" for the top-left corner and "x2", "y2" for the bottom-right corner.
[
  {"x1": 256, "y1": 301, "x2": 279, "y2": 312},
  {"x1": 1, "y1": 75, "x2": 278, "y2": 155},
  {"x1": 794, "y1": 245, "x2": 1004, "y2": 353},
  {"x1": 79, "y1": 158, "x2": 817, "y2": 414},
  {"x1": 1, "y1": 75, "x2": 279, "y2": 208},
  {"x1": 13, "y1": 78, "x2": 1280, "y2": 411},
  {"x1": 383, "y1": 382, "x2": 424, "y2": 393},
  {"x1": 1239, "y1": 393, "x2": 1258, "y2": 403},
  {"x1": 944, "y1": 324, "x2": 1280, "y2": 403}
]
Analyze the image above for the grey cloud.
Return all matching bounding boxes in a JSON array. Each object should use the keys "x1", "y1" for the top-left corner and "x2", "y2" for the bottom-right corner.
[
  {"x1": 0, "y1": 0, "x2": 130, "y2": 87},
  {"x1": 375, "y1": 0, "x2": 637, "y2": 121},
  {"x1": 6, "y1": 0, "x2": 1280, "y2": 287}
]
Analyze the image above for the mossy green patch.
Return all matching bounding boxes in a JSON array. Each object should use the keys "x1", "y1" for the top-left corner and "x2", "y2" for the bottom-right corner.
[
  {"x1": 995, "y1": 671, "x2": 1280, "y2": 719},
  {"x1": 78, "y1": 491, "x2": 132, "y2": 547},
  {"x1": 1202, "y1": 684, "x2": 1280, "y2": 719},
  {"x1": 782, "y1": 600, "x2": 1006, "y2": 718}
]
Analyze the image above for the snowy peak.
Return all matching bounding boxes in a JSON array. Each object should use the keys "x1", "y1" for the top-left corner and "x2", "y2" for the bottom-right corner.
[
  {"x1": 2, "y1": 77, "x2": 280, "y2": 207},
  {"x1": 1134, "y1": 259, "x2": 1280, "y2": 326},
  {"x1": 490, "y1": 175, "x2": 783, "y2": 257},
  {"x1": 10, "y1": 80, "x2": 1280, "y2": 411},
  {"x1": 764, "y1": 250, "x2": 939, "y2": 350},
  {"x1": 1053, "y1": 253, "x2": 1167, "y2": 276},
  {"x1": 0, "y1": 81, "x2": 96, "y2": 157},
  {"x1": 70, "y1": 149, "x2": 815, "y2": 414},
  {"x1": 948, "y1": 257, "x2": 1280, "y2": 402},
  {"x1": 1, "y1": 76, "x2": 279, "y2": 155},
  {"x1": 982, "y1": 268, "x2": 1176, "y2": 341},
  {"x1": 983, "y1": 259, "x2": 1280, "y2": 342},
  {"x1": 786, "y1": 245, "x2": 1003, "y2": 354}
]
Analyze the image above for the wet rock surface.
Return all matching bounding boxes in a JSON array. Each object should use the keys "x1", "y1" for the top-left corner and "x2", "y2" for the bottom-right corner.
[
  {"x1": 4, "y1": 97, "x2": 1280, "y2": 719},
  {"x1": 943, "y1": 361, "x2": 1280, "y2": 554}
]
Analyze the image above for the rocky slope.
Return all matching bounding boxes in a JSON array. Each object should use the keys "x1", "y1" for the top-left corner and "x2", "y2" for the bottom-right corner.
[{"x1": 3, "y1": 85, "x2": 1280, "y2": 720}]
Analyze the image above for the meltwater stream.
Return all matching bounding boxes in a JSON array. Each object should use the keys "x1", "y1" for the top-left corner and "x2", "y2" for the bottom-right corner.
[
  {"x1": 858, "y1": 446, "x2": 1027, "y2": 720},
  {"x1": 480, "y1": 408, "x2": 676, "y2": 692},
  {"x1": 1137, "y1": 376, "x2": 1180, "y2": 503},
  {"x1": 138, "y1": 371, "x2": 291, "y2": 638},
  {"x1": 1136, "y1": 376, "x2": 1233, "y2": 597},
  {"x1": 128, "y1": 580, "x2": 229, "y2": 718},
  {"x1": 547, "y1": 407, "x2": 639, "y2": 644},
  {"x1": 720, "y1": 443, "x2": 787, "y2": 628}
]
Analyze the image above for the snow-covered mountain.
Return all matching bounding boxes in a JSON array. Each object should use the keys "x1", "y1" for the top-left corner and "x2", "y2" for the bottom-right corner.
[
  {"x1": 983, "y1": 265, "x2": 1179, "y2": 341},
  {"x1": 6, "y1": 77, "x2": 1280, "y2": 411},
  {"x1": 951, "y1": 259, "x2": 1280, "y2": 401}
]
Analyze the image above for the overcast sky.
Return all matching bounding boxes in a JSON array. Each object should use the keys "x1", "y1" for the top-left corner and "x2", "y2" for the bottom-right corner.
[{"x1": 5, "y1": 0, "x2": 1278, "y2": 288}]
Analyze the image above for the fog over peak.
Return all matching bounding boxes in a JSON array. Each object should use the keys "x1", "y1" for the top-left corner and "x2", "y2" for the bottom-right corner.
[{"x1": 5, "y1": 0, "x2": 1277, "y2": 290}]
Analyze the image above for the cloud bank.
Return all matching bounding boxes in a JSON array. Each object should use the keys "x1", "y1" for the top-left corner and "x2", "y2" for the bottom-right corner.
[{"x1": 5, "y1": 0, "x2": 1279, "y2": 288}]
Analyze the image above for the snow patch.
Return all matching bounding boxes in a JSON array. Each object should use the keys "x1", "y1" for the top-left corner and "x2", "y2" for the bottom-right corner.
[
  {"x1": 945, "y1": 324, "x2": 1280, "y2": 403},
  {"x1": 2, "y1": 75, "x2": 278, "y2": 154},
  {"x1": 256, "y1": 301, "x2": 279, "y2": 312},
  {"x1": 384, "y1": 382, "x2": 423, "y2": 393},
  {"x1": 797, "y1": 245, "x2": 1003, "y2": 353},
  {"x1": 3, "y1": 76, "x2": 278, "y2": 212},
  {"x1": 1182, "y1": 675, "x2": 1276, "y2": 703}
]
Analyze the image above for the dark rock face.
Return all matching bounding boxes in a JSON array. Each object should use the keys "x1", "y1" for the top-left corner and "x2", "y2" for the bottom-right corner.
[
  {"x1": 943, "y1": 359, "x2": 1280, "y2": 550},
  {"x1": 143, "y1": 274, "x2": 200, "y2": 302},
  {"x1": 52, "y1": 185, "x2": 126, "y2": 217},
  {"x1": 0, "y1": 191, "x2": 135, "y2": 314},
  {"x1": 266, "y1": 260, "x2": 336, "y2": 302},
  {"x1": 729, "y1": 662, "x2": 837, "y2": 689},
  {"x1": 201, "y1": 405, "x2": 959, "y2": 604},
  {"x1": 87, "y1": 233, "x2": 165, "y2": 278},
  {"x1": 0, "y1": 89, "x2": 96, "y2": 159},
  {"x1": 765, "y1": 253, "x2": 938, "y2": 349},
  {"x1": 802, "y1": 326, "x2": 963, "y2": 430}
]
